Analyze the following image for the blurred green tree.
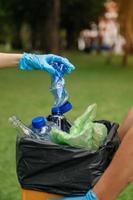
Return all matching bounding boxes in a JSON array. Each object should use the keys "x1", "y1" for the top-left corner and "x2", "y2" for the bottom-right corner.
[
  {"x1": 0, "y1": 0, "x2": 105, "y2": 51},
  {"x1": 25, "y1": 0, "x2": 60, "y2": 53},
  {"x1": 0, "y1": 0, "x2": 60, "y2": 53},
  {"x1": 61, "y1": 0, "x2": 105, "y2": 49}
]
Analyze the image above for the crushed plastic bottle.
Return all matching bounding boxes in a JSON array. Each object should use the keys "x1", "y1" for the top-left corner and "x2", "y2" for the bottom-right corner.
[
  {"x1": 31, "y1": 116, "x2": 56, "y2": 141},
  {"x1": 47, "y1": 62, "x2": 73, "y2": 133},
  {"x1": 9, "y1": 115, "x2": 37, "y2": 138},
  {"x1": 50, "y1": 62, "x2": 69, "y2": 107}
]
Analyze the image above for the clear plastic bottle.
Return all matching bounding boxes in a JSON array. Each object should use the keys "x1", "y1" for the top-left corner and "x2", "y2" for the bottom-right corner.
[
  {"x1": 31, "y1": 116, "x2": 55, "y2": 141},
  {"x1": 47, "y1": 101, "x2": 72, "y2": 133},
  {"x1": 48, "y1": 62, "x2": 72, "y2": 133},
  {"x1": 9, "y1": 115, "x2": 36, "y2": 138},
  {"x1": 50, "y1": 62, "x2": 69, "y2": 107}
]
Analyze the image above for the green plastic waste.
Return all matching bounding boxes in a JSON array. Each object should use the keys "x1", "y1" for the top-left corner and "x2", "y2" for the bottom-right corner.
[{"x1": 51, "y1": 104, "x2": 108, "y2": 150}]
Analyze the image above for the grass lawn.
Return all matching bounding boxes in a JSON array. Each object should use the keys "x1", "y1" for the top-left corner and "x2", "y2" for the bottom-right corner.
[{"x1": 0, "y1": 51, "x2": 133, "y2": 200}]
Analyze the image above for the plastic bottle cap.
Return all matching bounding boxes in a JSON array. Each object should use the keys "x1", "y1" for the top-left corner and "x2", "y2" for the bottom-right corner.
[
  {"x1": 51, "y1": 107, "x2": 61, "y2": 115},
  {"x1": 32, "y1": 116, "x2": 48, "y2": 129},
  {"x1": 52, "y1": 101, "x2": 72, "y2": 114}
]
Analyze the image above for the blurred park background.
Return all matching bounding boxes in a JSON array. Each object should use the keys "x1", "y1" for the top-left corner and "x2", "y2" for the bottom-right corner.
[{"x1": 0, "y1": 0, "x2": 133, "y2": 200}]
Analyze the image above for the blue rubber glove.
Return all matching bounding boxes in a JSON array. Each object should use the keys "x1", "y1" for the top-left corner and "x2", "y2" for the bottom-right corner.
[
  {"x1": 19, "y1": 53, "x2": 75, "y2": 75},
  {"x1": 53, "y1": 190, "x2": 98, "y2": 200}
]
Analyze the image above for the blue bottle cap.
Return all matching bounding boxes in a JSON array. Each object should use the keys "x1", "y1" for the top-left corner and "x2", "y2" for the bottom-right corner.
[
  {"x1": 51, "y1": 106, "x2": 61, "y2": 115},
  {"x1": 52, "y1": 101, "x2": 72, "y2": 114},
  {"x1": 60, "y1": 101, "x2": 72, "y2": 113},
  {"x1": 32, "y1": 116, "x2": 47, "y2": 129}
]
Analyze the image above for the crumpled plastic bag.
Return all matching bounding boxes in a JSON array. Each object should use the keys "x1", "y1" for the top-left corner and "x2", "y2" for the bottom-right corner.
[{"x1": 51, "y1": 104, "x2": 108, "y2": 150}]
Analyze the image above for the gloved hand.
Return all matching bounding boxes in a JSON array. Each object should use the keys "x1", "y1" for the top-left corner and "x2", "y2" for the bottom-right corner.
[
  {"x1": 51, "y1": 190, "x2": 98, "y2": 200},
  {"x1": 19, "y1": 53, "x2": 75, "y2": 75}
]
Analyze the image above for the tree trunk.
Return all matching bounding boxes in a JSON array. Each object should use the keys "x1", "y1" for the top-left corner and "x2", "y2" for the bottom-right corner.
[
  {"x1": 118, "y1": 0, "x2": 133, "y2": 66},
  {"x1": 31, "y1": 22, "x2": 43, "y2": 50},
  {"x1": 31, "y1": 26, "x2": 37, "y2": 50},
  {"x1": 43, "y1": 0, "x2": 60, "y2": 54},
  {"x1": 66, "y1": 29, "x2": 74, "y2": 49},
  {"x1": 66, "y1": 27, "x2": 78, "y2": 49},
  {"x1": 12, "y1": 25, "x2": 23, "y2": 49}
]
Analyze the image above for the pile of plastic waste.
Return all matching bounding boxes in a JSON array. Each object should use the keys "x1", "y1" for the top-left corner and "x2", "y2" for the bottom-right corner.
[
  {"x1": 9, "y1": 61, "x2": 107, "y2": 150},
  {"x1": 51, "y1": 104, "x2": 107, "y2": 150}
]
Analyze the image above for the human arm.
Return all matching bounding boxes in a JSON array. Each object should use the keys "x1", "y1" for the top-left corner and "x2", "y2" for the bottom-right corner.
[
  {"x1": 0, "y1": 53, "x2": 75, "y2": 75},
  {"x1": 0, "y1": 53, "x2": 22, "y2": 68}
]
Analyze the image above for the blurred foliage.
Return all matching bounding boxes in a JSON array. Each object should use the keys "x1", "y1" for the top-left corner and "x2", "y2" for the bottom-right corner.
[
  {"x1": 61, "y1": 0, "x2": 105, "y2": 48},
  {"x1": 0, "y1": 0, "x2": 106, "y2": 51}
]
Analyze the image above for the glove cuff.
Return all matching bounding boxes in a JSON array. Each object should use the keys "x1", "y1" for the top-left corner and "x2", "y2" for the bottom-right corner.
[
  {"x1": 86, "y1": 190, "x2": 99, "y2": 200},
  {"x1": 19, "y1": 52, "x2": 35, "y2": 70}
]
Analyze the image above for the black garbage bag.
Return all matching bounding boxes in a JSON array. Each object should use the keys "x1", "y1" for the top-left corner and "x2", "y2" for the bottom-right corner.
[{"x1": 16, "y1": 120, "x2": 120, "y2": 196}]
